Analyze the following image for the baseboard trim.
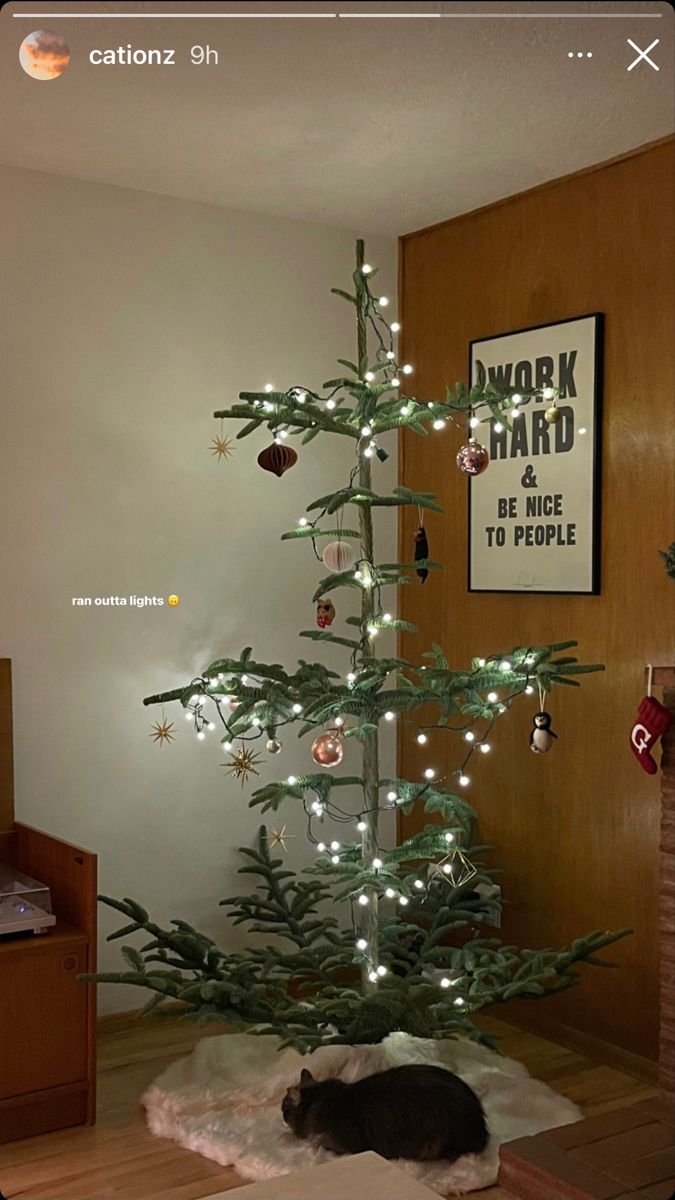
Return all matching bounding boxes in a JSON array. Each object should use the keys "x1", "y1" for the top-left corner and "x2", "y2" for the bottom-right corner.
[{"x1": 494, "y1": 1004, "x2": 658, "y2": 1086}]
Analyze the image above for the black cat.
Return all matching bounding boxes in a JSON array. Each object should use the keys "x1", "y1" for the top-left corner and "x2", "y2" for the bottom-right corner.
[{"x1": 282, "y1": 1063, "x2": 488, "y2": 1162}]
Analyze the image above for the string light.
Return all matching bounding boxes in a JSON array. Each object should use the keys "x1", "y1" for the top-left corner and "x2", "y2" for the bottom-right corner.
[
  {"x1": 494, "y1": 422, "x2": 504, "y2": 433},
  {"x1": 417, "y1": 732, "x2": 428, "y2": 745},
  {"x1": 391, "y1": 321, "x2": 401, "y2": 333},
  {"x1": 386, "y1": 351, "x2": 395, "y2": 361},
  {"x1": 334, "y1": 716, "x2": 344, "y2": 727},
  {"x1": 379, "y1": 296, "x2": 389, "y2": 307},
  {"x1": 400, "y1": 402, "x2": 411, "y2": 415},
  {"x1": 480, "y1": 743, "x2": 491, "y2": 754},
  {"x1": 317, "y1": 841, "x2": 326, "y2": 853},
  {"x1": 252, "y1": 716, "x2": 261, "y2": 727},
  {"x1": 385, "y1": 887, "x2": 396, "y2": 899},
  {"x1": 222, "y1": 739, "x2": 233, "y2": 751},
  {"x1": 464, "y1": 731, "x2": 475, "y2": 742},
  {"x1": 387, "y1": 790, "x2": 397, "y2": 802},
  {"x1": 298, "y1": 517, "x2": 308, "y2": 527},
  {"x1": 453, "y1": 997, "x2": 465, "y2": 1008},
  {"x1": 469, "y1": 416, "x2": 480, "y2": 429},
  {"x1": 356, "y1": 938, "x2": 368, "y2": 951},
  {"x1": 364, "y1": 370, "x2": 375, "y2": 382},
  {"x1": 264, "y1": 383, "x2": 274, "y2": 393},
  {"x1": 440, "y1": 977, "x2": 451, "y2": 989},
  {"x1": 347, "y1": 671, "x2": 357, "y2": 683},
  {"x1": 357, "y1": 820, "x2": 367, "y2": 832},
  {"x1": 525, "y1": 655, "x2": 536, "y2": 665},
  {"x1": 358, "y1": 893, "x2": 370, "y2": 906},
  {"x1": 433, "y1": 419, "x2": 446, "y2": 431},
  {"x1": 372, "y1": 857, "x2": 383, "y2": 869},
  {"x1": 477, "y1": 658, "x2": 486, "y2": 667},
  {"x1": 384, "y1": 711, "x2": 395, "y2": 721},
  {"x1": 330, "y1": 840, "x2": 340, "y2": 851},
  {"x1": 487, "y1": 691, "x2": 498, "y2": 703},
  {"x1": 444, "y1": 832, "x2": 454, "y2": 843},
  {"x1": 402, "y1": 364, "x2": 413, "y2": 375},
  {"x1": 383, "y1": 612, "x2": 392, "y2": 622},
  {"x1": 525, "y1": 685, "x2": 534, "y2": 695},
  {"x1": 287, "y1": 775, "x2": 297, "y2": 785},
  {"x1": 399, "y1": 896, "x2": 409, "y2": 906},
  {"x1": 500, "y1": 660, "x2": 512, "y2": 672},
  {"x1": 391, "y1": 378, "x2": 401, "y2": 388},
  {"x1": 459, "y1": 774, "x2": 470, "y2": 787},
  {"x1": 326, "y1": 399, "x2": 336, "y2": 410},
  {"x1": 368, "y1": 970, "x2": 378, "y2": 982},
  {"x1": 295, "y1": 391, "x2": 307, "y2": 404},
  {"x1": 292, "y1": 703, "x2": 303, "y2": 714},
  {"x1": 376, "y1": 965, "x2": 387, "y2": 977},
  {"x1": 367, "y1": 624, "x2": 379, "y2": 638},
  {"x1": 361, "y1": 263, "x2": 373, "y2": 275},
  {"x1": 361, "y1": 425, "x2": 372, "y2": 437},
  {"x1": 197, "y1": 731, "x2": 205, "y2": 741},
  {"x1": 512, "y1": 393, "x2": 522, "y2": 405},
  {"x1": 414, "y1": 879, "x2": 425, "y2": 890},
  {"x1": 208, "y1": 722, "x2": 215, "y2": 731},
  {"x1": 331, "y1": 854, "x2": 340, "y2": 864},
  {"x1": 543, "y1": 387, "x2": 555, "y2": 399},
  {"x1": 424, "y1": 768, "x2": 435, "y2": 780}
]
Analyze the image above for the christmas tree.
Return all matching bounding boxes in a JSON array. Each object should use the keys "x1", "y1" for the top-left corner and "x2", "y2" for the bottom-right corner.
[{"x1": 92, "y1": 242, "x2": 627, "y2": 1053}]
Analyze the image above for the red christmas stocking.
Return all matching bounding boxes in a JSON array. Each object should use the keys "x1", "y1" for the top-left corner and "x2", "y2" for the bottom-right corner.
[{"x1": 629, "y1": 695, "x2": 672, "y2": 774}]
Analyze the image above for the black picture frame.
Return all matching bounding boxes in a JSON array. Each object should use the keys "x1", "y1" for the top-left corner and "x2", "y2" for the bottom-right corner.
[{"x1": 467, "y1": 313, "x2": 604, "y2": 595}]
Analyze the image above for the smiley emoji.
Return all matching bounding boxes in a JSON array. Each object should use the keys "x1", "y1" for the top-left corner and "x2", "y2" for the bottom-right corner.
[{"x1": 167, "y1": 594, "x2": 180, "y2": 607}]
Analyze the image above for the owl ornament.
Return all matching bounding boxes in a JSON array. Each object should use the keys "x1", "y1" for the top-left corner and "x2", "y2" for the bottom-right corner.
[
  {"x1": 530, "y1": 711, "x2": 558, "y2": 754},
  {"x1": 316, "y1": 598, "x2": 336, "y2": 629}
]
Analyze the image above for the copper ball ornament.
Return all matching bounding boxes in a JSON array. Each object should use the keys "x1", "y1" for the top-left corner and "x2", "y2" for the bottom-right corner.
[
  {"x1": 257, "y1": 442, "x2": 298, "y2": 477},
  {"x1": 322, "y1": 540, "x2": 357, "y2": 573},
  {"x1": 456, "y1": 438, "x2": 490, "y2": 476},
  {"x1": 266, "y1": 738, "x2": 282, "y2": 754},
  {"x1": 311, "y1": 730, "x2": 344, "y2": 768},
  {"x1": 544, "y1": 405, "x2": 562, "y2": 424}
]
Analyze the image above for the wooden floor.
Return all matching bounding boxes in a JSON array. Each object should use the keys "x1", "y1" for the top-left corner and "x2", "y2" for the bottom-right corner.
[{"x1": 0, "y1": 1015, "x2": 659, "y2": 1200}]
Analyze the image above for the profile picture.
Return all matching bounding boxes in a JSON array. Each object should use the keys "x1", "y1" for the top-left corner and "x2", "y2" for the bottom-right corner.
[{"x1": 19, "y1": 30, "x2": 70, "y2": 81}]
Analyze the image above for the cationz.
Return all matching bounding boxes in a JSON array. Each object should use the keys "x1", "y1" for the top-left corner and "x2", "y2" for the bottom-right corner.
[{"x1": 89, "y1": 46, "x2": 176, "y2": 65}]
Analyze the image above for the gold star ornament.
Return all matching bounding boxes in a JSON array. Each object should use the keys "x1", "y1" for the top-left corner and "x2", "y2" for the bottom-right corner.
[
  {"x1": 223, "y1": 742, "x2": 262, "y2": 787},
  {"x1": 150, "y1": 717, "x2": 175, "y2": 747},
  {"x1": 209, "y1": 434, "x2": 235, "y2": 462},
  {"x1": 265, "y1": 826, "x2": 294, "y2": 853}
]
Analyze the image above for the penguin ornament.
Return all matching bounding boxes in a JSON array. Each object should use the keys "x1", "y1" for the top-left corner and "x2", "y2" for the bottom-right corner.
[{"x1": 530, "y1": 711, "x2": 558, "y2": 754}]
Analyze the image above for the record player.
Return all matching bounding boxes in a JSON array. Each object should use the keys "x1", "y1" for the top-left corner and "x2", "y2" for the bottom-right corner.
[{"x1": 0, "y1": 864, "x2": 56, "y2": 936}]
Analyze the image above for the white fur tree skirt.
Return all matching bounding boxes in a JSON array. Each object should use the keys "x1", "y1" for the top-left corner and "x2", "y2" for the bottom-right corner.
[{"x1": 143, "y1": 1031, "x2": 581, "y2": 1196}]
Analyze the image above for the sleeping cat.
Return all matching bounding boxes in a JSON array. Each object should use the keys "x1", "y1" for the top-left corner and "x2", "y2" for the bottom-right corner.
[{"x1": 282, "y1": 1063, "x2": 488, "y2": 1162}]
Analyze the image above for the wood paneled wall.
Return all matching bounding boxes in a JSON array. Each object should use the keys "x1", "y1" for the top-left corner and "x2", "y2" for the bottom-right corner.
[{"x1": 398, "y1": 139, "x2": 674, "y2": 1061}]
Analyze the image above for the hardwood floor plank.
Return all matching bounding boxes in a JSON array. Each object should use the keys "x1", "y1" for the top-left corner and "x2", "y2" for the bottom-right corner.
[{"x1": 0, "y1": 1016, "x2": 657, "y2": 1200}]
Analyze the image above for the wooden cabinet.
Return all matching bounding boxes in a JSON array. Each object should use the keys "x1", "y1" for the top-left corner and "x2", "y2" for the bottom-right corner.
[{"x1": 0, "y1": 660, "x2": 97, "y2": 1142}]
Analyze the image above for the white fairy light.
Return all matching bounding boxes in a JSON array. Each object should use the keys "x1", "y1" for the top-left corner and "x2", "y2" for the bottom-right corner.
[
  {"x1": 287, "y1": 775, "x2": 297, "y2": 785},
  {"x1": 331, "y1": 854, "x2": 340, "y2": 864},
  {"x1": 222, "y1": 740, "x2": 233, "y2": 751},
  {"x1": 364, "y1": 445, "x2": 374, "y2": 458},
  {"x1": 334, "y1": 716, "x2": 344, "y2": 727},
  {"x1": 525, "y1": 655, "x2": 535, "y2": 665},
  {"x1": 494, "y1": 422, "x2": 504, "y2": 433},
  {"x1": 361, "y1": 425, "x2": 372, "y2": 437},
  {"x1": 252, "y1": 717, "x2": 261, "y2": 727},
  {"x1": 385, "y1": 887, "x2": 396, "y2": 899},
  {"x1": 326, "y1": 399, "x2": 336, "y2": 410},
  {"x1": 512, "y1": 393, "x2": 522, "y2": 404},
  {"x1": 208, "y1": 722, "x2": 215, "y2": 731},
  {"x1": 364, "y1": 371, "x2": 375, "y2": 382},
  {"x1": 197, "y1": 731, "x2": 205, "y2": 741},
  {"x1": 402, "y1": 364, "x2": 413, "y2": 375},
  {"x1": 444, "y1": 832, "x2": 454, "y2": 843},
  {"x1": 292, "y1": 703, "x2": 303, "y2": 714},
  {"x1": 372, "y1": 857, "x2": 383, "y2": 870},
  {"x1": 367, "y1": 624, "x2": 379, "y2": 638},
  {"x1": 185, "y1": 712, "x2": 193, "y2": 721},
  {"x1": 399, "y1": 896, "x2": 409, "y2": 907},
  {"x1": 384, "y1": 711, "x2": 395, "y2": 722},
  {"x1": 414, "y1": 879, "x2": 425, "y2": 890},
  {"x1": 424, "y1": 768, "x2": 436, "y2": 780},
  {"x1": 387, "y1": 790, "x2": 397, "y2": 803},
  {"x1": 453, "y1": 997, "x2": 465, "y2": 1008},
  {"x1": 433, "y1": 419, "x2": 446, "y2": 431},
  {"x1": 469, "y1": 416, "x2": 480, "y2": 429},
  {"x1": 464, "y1": 731, "x2": 475, "y2": 743},
  {"x1": 317, "y1": 841, "x2": 326, "y2": 853},
  {"x1": 376, "y1": 965, "x2": 387, "y2": 977},
  {"x1": 417, "y1": 732, "x2": 428, "y2": 745},
  {"x1": 356, "y1": 938, "x2": 368, "y2": 951},
  {"x1": 347, "y1": 671, "x2": 357, "y2": 683},
  {"x1": 442, "y1": 863, "x2": 452, "y2": 874},
  {"x1": 487, "y1": 691, "x2": 498, "y2": 703},
  {"x1": 391, "y1": 377, "x2": 401, "y2": 388},
  {"x1": 579, "y1": 426, "x2": 587, "y2": 435},
  {"x1": 511, "y1": 407, "x2": 521, "y2": 419},
  {"x1": 298, "y1": 517, "x2": 308, "y2": 527},
  {"x1": 480, "y1": 743, "x2": 491, "y2": 754},
  {"x1": 264, "y1": 383, "x2": 274, "y2": 393},
  {"x1": 500, "y1": 660, "x2": 512, "y2": 672},
  {"x1": 400, "y1": 403, "x2": 411, "y2": 415},
  {"x1": 386, "y1": 350, "x2": 395, "y2": 361},
  {"x1": 477, "y1": 658, "x2": 486, "y2": 667},
  {"x1": 391, "y1": 321, "x2": 401, "y2": 333},
  {"x1": 295, "y1": 391, "x2": 307, "y2": 404},
  {"x1": 440, "y1": 977, "x2": 451, "y2": 988},
  {"x1": 383, "y1": 612, "x2": 392, "y2": 622},
  {"x1": 379, "y1": 296, "x2": 389, "y2": 307},
  {"x1": 358, "y1": 893, "x2": 370, "y2": 906},
  {"x1": 357, "y1": 820, "x2": 367, "y2": 832},
  {"x1": 459, "y1": 774, "x2": 470, "y2": 787},
  {"x1": 542, "y1": 387, "x2": 555, "y2": 400},
  {"x1": 241, "y1": 675, "x2": 249, "y2": 684},
  {"x1": 361, "y1": 263, "x2": 373, "y2": 275},
  {"x1": 525, "y1": 685, "x2": 534, "y2": 695},
  {"x1": 368, "y1": 970, "x2": 378, "y2": 983},
  {"x1": 311, "y1": 800, "x2": 323, "y2": 814},
  {"x1": 330, "y1": 840, "x2": 340, "y2": 852}
]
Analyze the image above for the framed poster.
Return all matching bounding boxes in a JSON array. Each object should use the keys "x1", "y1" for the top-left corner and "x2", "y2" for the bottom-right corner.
[{"x1": 468, "y1": 313, "x2": 603, "y2": 594}]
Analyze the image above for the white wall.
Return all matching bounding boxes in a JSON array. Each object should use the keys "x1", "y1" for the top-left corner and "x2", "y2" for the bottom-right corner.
[{"x1": 0, "y1": 165, "x2": 397, "y2": 1011}]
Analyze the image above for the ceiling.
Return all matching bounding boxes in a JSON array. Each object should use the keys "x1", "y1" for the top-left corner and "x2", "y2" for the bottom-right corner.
[{"x1": 1, "y1": 0, "x2": 672, "y2": 235}]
